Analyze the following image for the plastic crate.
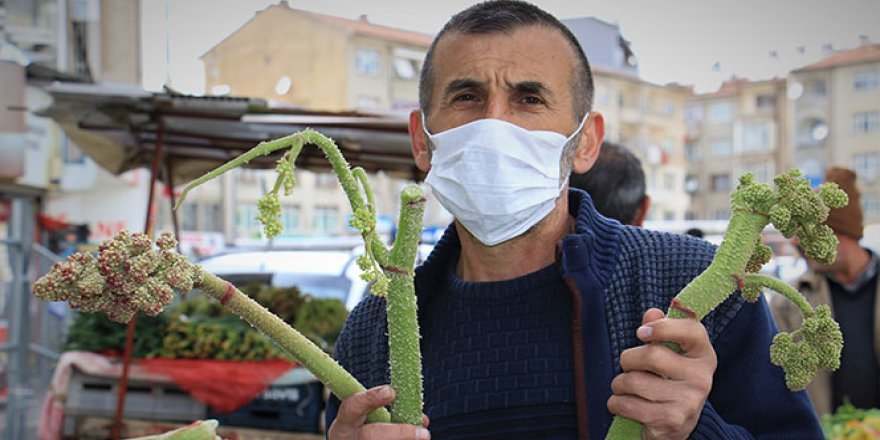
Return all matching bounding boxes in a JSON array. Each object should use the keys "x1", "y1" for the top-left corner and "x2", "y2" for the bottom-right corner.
[
  {"x1": 63, "y1": 367, "x2": 207, "y2": 437},
  {"x1": 208, "y1": 381, "x2": 324, "y2": 433}
]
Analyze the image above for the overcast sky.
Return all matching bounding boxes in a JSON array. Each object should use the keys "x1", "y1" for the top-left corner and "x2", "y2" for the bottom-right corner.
[{"x1": 141, "y1": 0, "x2": 880, "y2": 95}]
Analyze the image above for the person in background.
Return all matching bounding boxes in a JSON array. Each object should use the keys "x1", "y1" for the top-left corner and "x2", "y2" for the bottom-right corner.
[
  {"x1": 326, "y1": 1, "x2": 822, "y2": 438},
  {"x1": 569, "y1": 141, "x2": 650, "y2": 226},
  {"x1": 771, "y1": 167, "x2": 880, "y2": 416},
  {"x1": 685, "y1": 228, "x2": 705, "y2": 239}
]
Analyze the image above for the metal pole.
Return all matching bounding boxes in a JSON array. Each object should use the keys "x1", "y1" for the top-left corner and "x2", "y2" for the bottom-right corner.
[
  {"x1": 111, "y1": 118, "x2": 165, "y2": 439},
  {"x1": 5, "y1": 197, "x2": 35, "y2": 440}
]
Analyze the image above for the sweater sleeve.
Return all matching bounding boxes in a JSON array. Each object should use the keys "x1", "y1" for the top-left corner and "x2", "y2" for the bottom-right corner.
[{"x1": 694, "y1": 294, "x2": 824, "y2": 439}]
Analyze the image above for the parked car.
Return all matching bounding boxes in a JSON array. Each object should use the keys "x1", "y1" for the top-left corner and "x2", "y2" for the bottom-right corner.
[
  {"x1": 197, "y1": 244, "x2": 436, "y2": 311},
  {"x1": 197, "y1": 249, "x2": 368, "y2": 310}
]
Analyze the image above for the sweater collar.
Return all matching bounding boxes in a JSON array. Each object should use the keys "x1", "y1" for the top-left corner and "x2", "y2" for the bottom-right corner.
[{"x1": 415, "y1": 188, "x2": 624, "y2": 303}]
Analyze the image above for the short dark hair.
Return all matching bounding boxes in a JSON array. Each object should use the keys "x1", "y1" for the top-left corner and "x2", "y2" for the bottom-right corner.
[
  {"x1": 419, "y1": 0, "x2": 594, "y2": 121},
  {"x1": 570, "y1": 141, "x2": 646, "y2": 225}
]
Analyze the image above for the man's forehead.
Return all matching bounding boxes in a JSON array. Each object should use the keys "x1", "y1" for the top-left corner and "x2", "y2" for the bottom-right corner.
[{"x1": 431, "y1": 26, "x2": 578, "y2": 83}]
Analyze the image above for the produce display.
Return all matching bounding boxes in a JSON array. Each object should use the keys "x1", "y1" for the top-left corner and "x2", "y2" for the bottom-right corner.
[
  {"x1": 64, "y1": 286, "x2": 347, "y2": 361},
  {"x1": 33, "y1": 126, "x2": 846, "y2": 438},
  {"x1": 34, "y1": 129, "x2": 426, "y2": 425},
  {"x1": 822, "y1": 402, "x2": 880, "y2": 440}
]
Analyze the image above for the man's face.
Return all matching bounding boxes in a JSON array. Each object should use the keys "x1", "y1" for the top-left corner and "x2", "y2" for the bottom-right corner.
[{"x1": 424, "y1": 25, "x2": 581, "y2": 136}]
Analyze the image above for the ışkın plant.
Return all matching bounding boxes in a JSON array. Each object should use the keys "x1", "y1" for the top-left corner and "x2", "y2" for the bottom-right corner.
[
  {"x1": 605, "y1": 169, "x2": 848, "y2": 439},
  {"x1": 33, "y1": 129, "x2": 426, "y2": 425}
]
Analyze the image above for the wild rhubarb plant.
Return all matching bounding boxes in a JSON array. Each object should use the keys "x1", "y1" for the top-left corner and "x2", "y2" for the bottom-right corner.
[
  {"x1": 33, "y1": 129, "x2": 426, "y2": 425},
  {"x1": 606, "y1": 169, "x2": 847, "y2": 439}
]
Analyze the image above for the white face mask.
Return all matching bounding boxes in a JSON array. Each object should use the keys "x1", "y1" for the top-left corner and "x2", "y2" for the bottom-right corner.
[{"x1": 423, "y1": 113, "x2": 589, "y2": 246}]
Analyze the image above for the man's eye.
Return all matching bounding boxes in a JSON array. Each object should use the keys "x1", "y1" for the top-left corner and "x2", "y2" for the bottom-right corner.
[
  {"x1": 521, "y1": 96, "x2": 545, "y2": 105},
  {"x1": 454, "y1": 93, "x2": 479, "y2": 102}
]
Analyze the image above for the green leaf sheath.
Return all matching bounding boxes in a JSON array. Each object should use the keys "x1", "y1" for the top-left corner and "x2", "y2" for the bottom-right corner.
[
  {"x1": 386, "y1": 185, "x2": 426, "y2": 425},
  {"x1": 198, "y1": 271, "x2": 391, "y2": 424}
]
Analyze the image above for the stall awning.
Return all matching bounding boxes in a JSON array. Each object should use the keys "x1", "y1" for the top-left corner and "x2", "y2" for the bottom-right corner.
[{"x1": 36, "y1": 83, "x2": 423, "y2": 185}]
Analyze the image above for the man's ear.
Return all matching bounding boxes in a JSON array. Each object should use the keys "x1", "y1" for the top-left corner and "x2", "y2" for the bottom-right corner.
[
  {"x1": 408, "y1": 109, "x2": 432, "y2": 172},
  {"x1": 572, "y1": 112, "x2": 605, "y2": 174},
  {"x1": 632, "y1": 195, "x2": 651, "y2": 227}
]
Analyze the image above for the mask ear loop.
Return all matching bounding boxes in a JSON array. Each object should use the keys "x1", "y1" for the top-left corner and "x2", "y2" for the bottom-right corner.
[{"x1": 558, "y1": 111, "x2": 593, "y2": 190}]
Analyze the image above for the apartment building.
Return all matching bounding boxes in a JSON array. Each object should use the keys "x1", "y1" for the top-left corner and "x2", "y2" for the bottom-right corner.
[
  {"x1": 201, "y1": 1, "x2": 431, "y2": 114},
  {"x1": 788, "y1": 41, "x2": 880, "y2": 224},
  {"x1": 684, "y1": 78, "x2": 789, "y2": 220},
  {"x1": 594, "y1": 67, "x2": 691, "y2": 221}
]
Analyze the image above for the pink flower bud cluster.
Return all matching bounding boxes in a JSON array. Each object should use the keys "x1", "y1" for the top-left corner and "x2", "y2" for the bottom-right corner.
[{"x1": 32, "y1": 230, "x2": 201, "y2": 323}]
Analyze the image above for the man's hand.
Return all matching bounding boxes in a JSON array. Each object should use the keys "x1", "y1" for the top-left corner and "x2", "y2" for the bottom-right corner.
[
  {"x1": 607, "y1": 308, "x2": 718, "y2": 440},
  {"x1": 328, "y1": 385, "x2": 431, "y2": 440}
]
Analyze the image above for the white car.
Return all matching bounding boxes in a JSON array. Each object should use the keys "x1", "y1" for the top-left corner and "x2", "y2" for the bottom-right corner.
[
  {"x1": 197, "y1": 249, "x2": 368, "y2": 310},
  {"x1": 197, "y1": 244, "x2": 436, "y2": 311}
]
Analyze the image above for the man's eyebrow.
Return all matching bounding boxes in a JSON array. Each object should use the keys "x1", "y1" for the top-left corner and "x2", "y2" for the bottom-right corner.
[
  {"x1": 443, "y1": 78, "x2": 484, "y2": 97},
  {"x1": 513, "y1": 81, "x2": 550, "y2": 97}
]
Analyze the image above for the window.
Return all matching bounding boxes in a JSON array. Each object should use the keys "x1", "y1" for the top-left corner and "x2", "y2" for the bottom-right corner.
[
  {"x1": 708, "y1": 102, "x2": 732, "y2": 123},
  {"x1": 392, "y1": 57, "x2": 419, "y2": 79},
  {"x1": 356, "y1": 95, "x2": 381, "y2": 110},
  {"x1": 852, "y1": 112, "x2": 880, "y2": 134},
  {"x1": 63, "y1": 138, "x2": 85, "y2": 163},
  {"x1": 685, "y1": 143, "x2": 700, "y2": 163},
  {"x1": 714, "y1": 208, "x2": 731, "y2": 220},
  {"x1": 684, "y1": 104, "x2": 703, "y2": 124},
  {"x1": 864, "y1": 193, "x2": 880, "y2": 216},
  {"x1": 737, "y1": 162, "x2": 774, "y2": 183},
  {"x1": 236, "y1": 204, "x2": 262, "y2": 238},
  {"x1": 663, "y1": 211, "x2": 675, "y2": 221},
  {"x1": 663, "y1": 173, "x2": 676, "y2": 191},
  {"x1": 355, "y1": 49, "x2": 380, "y2": 76},
  {"x1": 853, "y1": 153, "x2": 880, "y2": 182},
  {"x1": 711, "y1": 174, "x2": 731, "y2": 192},
  {"x1": 740, "y1": 122, "x2": 773, "y2": 152},
  {"x1": 854, "y1": 71, "x2": 879, "y2": 92},
  {"x1": 808, "y1": 80, "x2": 826, "y2": 97},
  {"x1": 203, "y1": 203, "x2": 222, "y2": 232},
  {"x1": 180, "y1": 203, "x2": 198, "y2": 231},
  {"x1": 313, "y1": 205, "x2": 340, "y2": 235},
  {"x1": 315, "y1": 172, "x2": 338, "y2": 188},
  {"x1": 684, "y1": 175, "x2": 699, "y2": 193},
  {"x1": 281, "y1": 205, "x2": 300, "y2": 235},
  {"x1": 756, "y1": 94, "x2": 776, "y2": 109},
  {"x1": 711, "y1": 139, "x2": 732, "y2": 157},
  {"x1": 662, "y1": 100, "x2": 676, "y2": 116}
]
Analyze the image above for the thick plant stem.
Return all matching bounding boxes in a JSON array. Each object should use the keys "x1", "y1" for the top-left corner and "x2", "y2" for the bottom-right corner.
[
  {"x1": 385, "y1": 185, "x2": 426, "y2": 425},
  {"x1": 198, "y1": 270, "x2": 391, "y2": 424},
  {"x1": 742, "y1": 273, "x2": 813, "y2": 317},
  {"x1": 606, "y1": 209, "x2": 767, "y2": 439}
]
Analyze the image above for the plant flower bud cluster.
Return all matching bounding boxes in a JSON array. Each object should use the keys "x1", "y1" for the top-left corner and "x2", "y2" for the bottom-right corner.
[{"x1": 32, "y1": 230, "x2": 200, "y2": 323}]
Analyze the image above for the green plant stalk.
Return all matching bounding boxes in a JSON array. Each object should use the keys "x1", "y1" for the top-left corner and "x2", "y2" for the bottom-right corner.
[
  {"x1": 606, "y1": 209, "x2": 769, "y2": 438},
  {"x1": 198, "y1": 270, "x2": 391, "y2": 423},
  {"x1": 386, "y1": 185, "x2": 426, "y2": 425}
]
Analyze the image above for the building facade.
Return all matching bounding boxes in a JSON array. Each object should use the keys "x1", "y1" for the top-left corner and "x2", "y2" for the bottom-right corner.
[
  {"x1": 684, "y1": 78, "x2": 789, "y2": 220},
  {"x1": 593, "y1": 68, "x2": 691, "y2": 222},
  {"x1": 201, "y1": 1, "x2": 431, "y2": 114},
  {"x1": 788, "y1": 42, "x2": 880, "y2": 224}
]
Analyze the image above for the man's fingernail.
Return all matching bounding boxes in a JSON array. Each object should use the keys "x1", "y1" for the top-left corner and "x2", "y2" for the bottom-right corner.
[
  {"x1": 378, "y1": 386, "x2": 393, "y2": 400},
  {"x1": 637, "y1": 325, "x2": 653, "y2": 339},
  {"x1": 416, "y1": 428, "x2": 431, "y2": 440}
]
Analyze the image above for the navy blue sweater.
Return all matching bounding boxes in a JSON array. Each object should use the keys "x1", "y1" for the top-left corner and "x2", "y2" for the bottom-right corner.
[{"x1": 326, "y1": 189, "x2": 823, "y2": 439}]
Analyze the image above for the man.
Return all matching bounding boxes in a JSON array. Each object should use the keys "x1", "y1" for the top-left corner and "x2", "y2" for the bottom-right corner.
[
  {"x1": 327, "y1": 1, "x2": 821, "y2": 439},
  {"x1": 569, "y1": 141, "x2": 650, "y2": 226},
  {"x1": 772, "y1": 167, "x2": 880, "y2": 416}
]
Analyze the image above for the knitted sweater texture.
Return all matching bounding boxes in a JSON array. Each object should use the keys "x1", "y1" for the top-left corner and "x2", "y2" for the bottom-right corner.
[{"x1": 326, "y1": 189, "x2": 823, "y2": 439}]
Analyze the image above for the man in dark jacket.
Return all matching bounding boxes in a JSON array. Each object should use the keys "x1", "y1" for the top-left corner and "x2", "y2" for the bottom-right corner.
[{"x1": 326, "y1": 1, "x2": 822, "y2": 439}]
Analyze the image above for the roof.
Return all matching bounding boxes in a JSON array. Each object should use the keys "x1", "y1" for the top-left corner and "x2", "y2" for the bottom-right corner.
[
  {"x1": 202, "y1": 2, "x2": 433, "y2": 59},
  {"x1": 794, "y1": 42, "x2": 880, "y2": 72},
  {"x1": 36, "y1": 82, "x2": 420, "y2": 186}
]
